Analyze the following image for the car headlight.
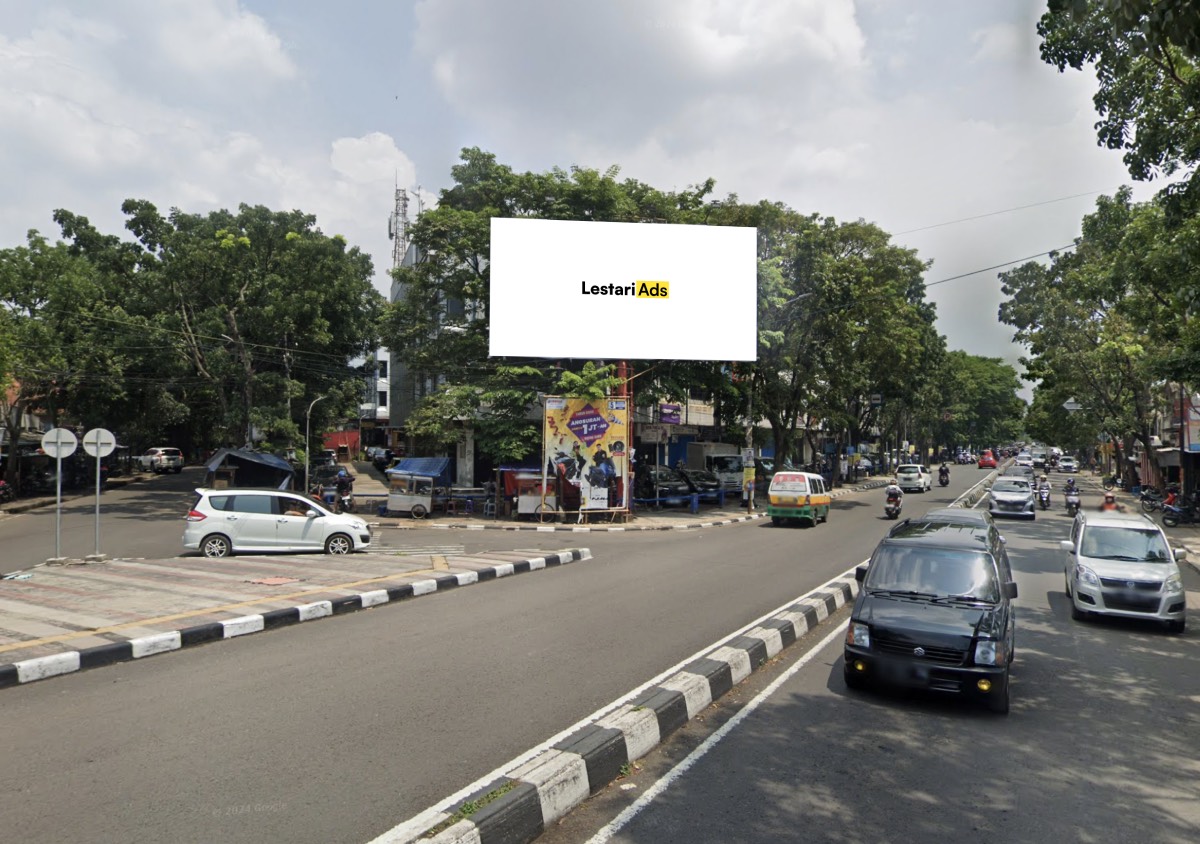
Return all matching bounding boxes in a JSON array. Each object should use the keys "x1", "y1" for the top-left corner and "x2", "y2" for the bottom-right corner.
[
  {"x1": 974, "y1": 639, "x2": 1006, "y2": 666},
  {"x1": 846, "y1": 621, "x2": 870, "y2": 648},
  {"x1": 1076, "y1": 565, "x2": 1100, "y2": 586},
  {"x1": 1165, "y1": 573, "x2": 1183, "y2": 594}
]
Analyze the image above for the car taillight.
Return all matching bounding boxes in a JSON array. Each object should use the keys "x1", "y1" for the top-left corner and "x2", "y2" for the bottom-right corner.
[{"x1": 186, "y1": 510, "x2": 207, "y2": 522}]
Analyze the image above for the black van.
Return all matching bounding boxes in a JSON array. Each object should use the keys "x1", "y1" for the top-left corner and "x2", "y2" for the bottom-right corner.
[{"x1": 844, "y1": 523, "x2": 1019, "y2": 714}]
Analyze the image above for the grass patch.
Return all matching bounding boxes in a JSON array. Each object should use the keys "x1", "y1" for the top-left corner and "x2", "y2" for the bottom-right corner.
[{"x1": 423, "y1": 780, "x2": 519, "y2": 838}]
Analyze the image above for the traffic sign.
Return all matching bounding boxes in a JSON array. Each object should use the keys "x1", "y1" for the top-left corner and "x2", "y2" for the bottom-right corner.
[
  {"x1": 41, "y1": 428, "x2": 78, "y2": 459},
  {"x1": 82, "y1": 428, "x2": 117, "y2": 458}
]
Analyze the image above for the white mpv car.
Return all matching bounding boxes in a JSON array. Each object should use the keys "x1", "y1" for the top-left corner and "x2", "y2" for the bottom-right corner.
[
  {"x1": 1062, "y1": 510, "x2": 1186, "y2": 634},
  {"x1": 895, "y1": 464, "x2": 932, "y2": 493},
  {"x1": 184, "y1": 488, "x2": 372, "y2": 557}
]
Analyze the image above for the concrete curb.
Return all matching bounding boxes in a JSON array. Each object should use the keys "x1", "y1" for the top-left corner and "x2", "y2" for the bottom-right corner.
[
  {"x1": 0, "y1": 549, "x2": 592, "y2": 691},
  {"x1": 425, "y1": 480, "x2": 891, "y2": 532},
  {"x1": 385, "y1": 572, "x2": 858, "y2": 844}
]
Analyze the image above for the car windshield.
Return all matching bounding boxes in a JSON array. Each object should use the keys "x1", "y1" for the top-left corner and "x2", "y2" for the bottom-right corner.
[
  {"x1": 866, "y1": 545, "x2": 1000, "y2": 602},
  {"x1": 1080, "y1": 526, "x2": 1173, "y2": 562},
  {"x1": 898, "y1": 465, "x2": 920, "y2": 473},
  {"x1": 993, "y1": 480, "x2": 1030, "y2": 493}
]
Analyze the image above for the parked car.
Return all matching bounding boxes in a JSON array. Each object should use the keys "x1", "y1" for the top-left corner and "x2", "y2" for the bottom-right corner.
[
  {"x1": 844, "y1": 519, "x2": 1019, "y2": 714},
  {"x1": 988, "y1": 478, "x2": 1036, "y2": 520},
  {"x1": 895, "y1": 464, "x2": 932, "y2": 493},
  {"x1": 139, "y1": 447, "x2": 184, "y2": 474},
  {"x1": 1062, "y1": 510, "x2": 1186, "y2": 634},
  {"x1": 184, "y1": 488, "x2": 372, "y2": 557},
  {"x1": 635, "y1": 465, "x2": 691, "y2": 504},
  {"x1": 677, "y1": 466, "x2": 723, "y2": 496}
]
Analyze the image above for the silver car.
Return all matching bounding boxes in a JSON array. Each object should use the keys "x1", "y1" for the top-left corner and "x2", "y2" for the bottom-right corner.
[
  {"x1": 1062, "y1": 511, "x2": 1186, "y2": 634},
  {"x1": 896, "y1": 464, "x2": 931, "y2": 493},
  {"x1": 988, "y1": 478, "x2": 1035, "y2": 520},
  {"x1": 184, "y1": 488, "x2": 372, "y2": 557}
]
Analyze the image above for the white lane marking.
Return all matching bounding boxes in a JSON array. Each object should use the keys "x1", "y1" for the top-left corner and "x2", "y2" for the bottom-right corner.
[
  {"x1": 584, "y1": 624, "x2": 848, "y2": 844},
  {"x1": 367, "y1": 566, "x2": 865, "y2": 844}
]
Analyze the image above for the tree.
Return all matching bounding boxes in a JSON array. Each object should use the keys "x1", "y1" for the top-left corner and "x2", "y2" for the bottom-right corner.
[
  {"x1": 0, "y1": 232, "x2": 128, "y2": 485},
  {"x1": 54, "y1": 202, "x2": 383, "y2": 450},
  {"x1": 1039, "y1": 1, "x2": 1200, "y2": 216}
]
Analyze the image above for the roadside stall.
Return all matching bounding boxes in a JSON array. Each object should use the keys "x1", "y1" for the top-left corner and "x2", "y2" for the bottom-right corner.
[
  {"x1": 516, "y1": 472, "x2": 555, "y2": 518},
  {"x1": 385, "y1": 470, "x2": 435, "y2": 518}
]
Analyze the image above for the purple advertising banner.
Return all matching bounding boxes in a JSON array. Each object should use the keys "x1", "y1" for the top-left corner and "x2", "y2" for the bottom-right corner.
[{"x1": 660, "y1": 403, "x2": 681, "y2": 425}]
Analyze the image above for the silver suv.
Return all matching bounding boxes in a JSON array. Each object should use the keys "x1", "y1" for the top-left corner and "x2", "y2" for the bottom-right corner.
[
  {"x1": 140, "y1": 447, "x2": 184, "y2": 474},
  {"x1": 1062, "y1": 510, "x2": 1186, "y2": 634},
  {"x1": 184, "y1": 488, "x2": 372, "y2": 557}
]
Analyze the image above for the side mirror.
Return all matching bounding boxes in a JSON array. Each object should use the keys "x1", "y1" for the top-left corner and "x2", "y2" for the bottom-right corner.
[
  {"x1": 855, "y1": 564, "x2": 869, "y2": 583},
  {"x1": 307, "y1": 510, "x2": 318, "y2": 518},
  {"x1": 1059, "y1": 540, "x2": 1074, "y2": 553},
  {"x1": 1004, "y1": 581, "x2": 1018, "y2": 600},
  {"x1": 1175, "y1": 547, "x2": 1188, "y2": 563}
]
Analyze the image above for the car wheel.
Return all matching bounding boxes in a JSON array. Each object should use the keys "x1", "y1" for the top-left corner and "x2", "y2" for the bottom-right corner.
[
  {"x1": 1166, "y1": 618, "x2": 1186, "y2": 635},
  {"x1": 174, "y1": 467, "x2": 182, "y2": 474},
  {"x1": 988, "y1": 673, "x2": 1011, "y2": 715},
  {"x1": 771, "y1": 516, "x2": 782, "y2": 525},
  {"x1": 201, "y1": 534, "x2": 232, "y2": 558},
  {"x1": 410, "y1": 504, "x2": 427, "y2": 519},
  {"x1": 324, "y1": 533, "x2": 353, "y2": 555}
]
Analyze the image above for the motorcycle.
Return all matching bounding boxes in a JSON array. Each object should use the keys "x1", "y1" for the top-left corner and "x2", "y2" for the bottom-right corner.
[
  {"x1": 1064, "y1": 490, "x2": 1080, "y2": 517},
  {"x1": 938, "y1": 470, "x2": 950, "y2": 487},
  {"x1": 0, "y1": 479, "x2": 14, "y2": 504},
  {"x1": 1162, "y1": 503, "x2": 1199, "y2": 528},
  {"x1": 1038, "y1": 486, "x2": 1051, "y2": 510},
  {"x1": 338, "y1": 490, "x2": 355, "y2": 514},
  {"x1": 884, "y1": 490, "x2": 903, "y2": 520}
]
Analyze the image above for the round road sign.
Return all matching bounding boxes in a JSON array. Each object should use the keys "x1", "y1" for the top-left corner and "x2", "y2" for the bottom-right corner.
[
  {"x1": 41, "y1": 427, "x2": 78, "y2": 459},
  {"x1": 82, "y1": 428, "x2": 117, "y2": 458}
]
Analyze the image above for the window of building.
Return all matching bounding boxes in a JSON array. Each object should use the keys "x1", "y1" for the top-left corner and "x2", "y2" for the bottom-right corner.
[
  {"x1": 378, "y1": 390, "x2": 388, "y2": 408},
  {"x1": 378, "y1": 360, "x2": 388, "y2": 378}
]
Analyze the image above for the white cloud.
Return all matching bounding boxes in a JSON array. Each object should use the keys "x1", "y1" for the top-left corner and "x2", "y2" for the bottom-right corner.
[{"x1": 970, "y1": 23, "x2": 1024, "y2": 63}]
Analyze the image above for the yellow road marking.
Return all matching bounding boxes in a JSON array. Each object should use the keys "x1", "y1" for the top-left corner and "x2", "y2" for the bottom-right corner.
[{"x1": 0, "y1": 566, "x2": 444, "y2": 655}]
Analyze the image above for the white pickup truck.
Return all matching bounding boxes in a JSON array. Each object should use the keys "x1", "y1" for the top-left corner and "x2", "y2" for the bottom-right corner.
[{"x1": 139, "y1": 447, "x2": 184, "y2": 474}]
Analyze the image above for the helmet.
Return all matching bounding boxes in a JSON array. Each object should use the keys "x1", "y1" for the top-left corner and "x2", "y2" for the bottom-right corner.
[{"x1": 1104, "y1": 491, "x2": 1115, "y2": 501}]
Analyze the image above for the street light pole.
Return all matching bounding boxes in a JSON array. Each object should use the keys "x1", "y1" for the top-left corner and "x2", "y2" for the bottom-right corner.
[{"x1": 305, "y1": 395, "x2": 327, "y2": 494}]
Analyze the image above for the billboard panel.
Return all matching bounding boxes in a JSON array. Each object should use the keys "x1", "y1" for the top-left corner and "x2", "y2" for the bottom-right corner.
[
  {"x1": 544, "y1": 396, "x2": 629, "y2": 512},
  {"x1": 490, "y1": 218, "x2": 757, "y2": 360}
]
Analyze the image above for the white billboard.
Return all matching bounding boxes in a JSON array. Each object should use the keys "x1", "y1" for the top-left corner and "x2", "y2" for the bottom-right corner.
[{"x1": 489, "y1": 218, "x2": 757, "y2": 360}]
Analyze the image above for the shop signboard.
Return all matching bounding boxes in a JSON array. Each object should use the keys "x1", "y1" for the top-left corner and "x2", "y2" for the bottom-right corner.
[
  {"x1": 543, "y1": 396, "x2": 629, "y2": 511},
  {"x1": 489, "y1": 218, "x2": 756, "y2": 360},
  {"x1": 660, "y1": 403, "x2": 681, "y2": 424}
]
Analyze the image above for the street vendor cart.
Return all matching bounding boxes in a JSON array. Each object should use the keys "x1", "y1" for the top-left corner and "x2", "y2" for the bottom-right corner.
[
  {"x1": 386, "y1": 470, "x2": 435, "y2": 518},
  {"x1": 516, "y1": 472, "x2": 556, "y2": 518}
]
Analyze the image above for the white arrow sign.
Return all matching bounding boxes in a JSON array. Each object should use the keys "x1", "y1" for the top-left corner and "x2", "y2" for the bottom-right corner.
[{"x1": 82, "y1": 428, "x2": 117, "y2": 458}]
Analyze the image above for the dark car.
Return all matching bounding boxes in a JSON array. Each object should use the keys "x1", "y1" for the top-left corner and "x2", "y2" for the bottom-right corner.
[
  {"x1": 844, "y1": 522, "x2": 1019, "y2": 714},
  {"x1": 677, "y1": 467, "x2": 723, "y2": 496},
  {"x1": 636, "y1": 465, "x2": 691, "y2": 504}
]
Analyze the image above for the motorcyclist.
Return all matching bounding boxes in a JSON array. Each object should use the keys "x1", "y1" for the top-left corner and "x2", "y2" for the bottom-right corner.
[
  {"x1": 334, "y1": 469, "x2": 355, "y2": 512},
  {"x1": 1064, "y1": 477, "x2": 1078, "y2": 494},
  {"x1": 884, "y1": 478, "x2": 904, "y2": 507},
  {"x1": 1099, "y1": 491, "x2": 1122, "y2": 512},
  {"x1": 939, "y1": 462, "x2": 950, "y2": 482}
]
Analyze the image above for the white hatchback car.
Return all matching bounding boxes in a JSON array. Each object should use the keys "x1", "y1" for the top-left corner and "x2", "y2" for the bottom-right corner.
[
  {"x1": 184, "y1": 488, "x2": 371, "y2": 557},
  {"x1": 1062, "y1": 510, "x2": 1186, "y2": 634},
  {"x1": 895, "y1": 464, "x2": 932, "y2": 493}
]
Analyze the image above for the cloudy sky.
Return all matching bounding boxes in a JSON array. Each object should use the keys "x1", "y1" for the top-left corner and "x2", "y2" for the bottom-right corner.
[{"x1": 0, "y1": 0, "x2": 1168, "y2": 388}]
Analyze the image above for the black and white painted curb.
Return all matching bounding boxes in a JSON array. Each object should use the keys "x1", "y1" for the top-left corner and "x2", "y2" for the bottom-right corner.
[
  {"x1": 0, "y1": 549, "x2": 591, "y2": 691},
  {"x1": 382, "y1": 572, "x2": 858, "y2": 844},
  {"x1": 429, "y1": 480, "x2": 891, "y2": 532}
]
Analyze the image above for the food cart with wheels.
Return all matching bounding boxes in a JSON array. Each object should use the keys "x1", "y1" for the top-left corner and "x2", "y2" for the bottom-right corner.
[
  {"x1": 516, "y1": 472, "x2": 556, "y2": 518},
  {"x1": 385, "y1": 470, "x2": 435, "y2": 518}
]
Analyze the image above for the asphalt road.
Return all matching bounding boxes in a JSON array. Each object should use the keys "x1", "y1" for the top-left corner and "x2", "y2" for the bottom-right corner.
[
  {"x1": 535, "y1": 489, "x2": 1200, "y2": 844},
  {"x1": 0, "y1": 470, "x2": 1069, "y2": 844}
]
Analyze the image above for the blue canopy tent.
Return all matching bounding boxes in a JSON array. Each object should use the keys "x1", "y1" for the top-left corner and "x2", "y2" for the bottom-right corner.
[
  {"x1": 386, "y1": 457, "x2": 452, "y2": 488},
  {"x1": 203, "y1": 448, "x2": 295, "y2": 490}
]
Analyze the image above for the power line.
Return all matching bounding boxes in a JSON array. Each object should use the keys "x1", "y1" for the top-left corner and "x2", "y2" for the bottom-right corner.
[
  {"x1": 924, "y1": 243, "x2": 1077, "y2": 289},
  {"x1": 894, "y1": 191, "x2": 1111, "y2": 236}
]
